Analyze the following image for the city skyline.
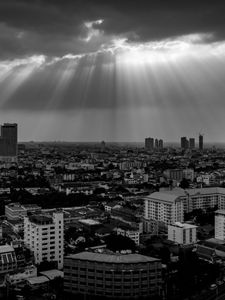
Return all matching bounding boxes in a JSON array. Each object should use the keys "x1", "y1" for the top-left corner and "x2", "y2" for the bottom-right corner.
[{"x1": 1, "y1": 1, "x2": 225, "y2": 142}]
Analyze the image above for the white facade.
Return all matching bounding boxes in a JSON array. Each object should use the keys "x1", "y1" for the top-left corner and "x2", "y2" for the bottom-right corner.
[
  {"x1": 149, "y1": 187, "x2": 225, "y2": 213},
  {"x1": 24, "y1": 212, "x2": 64, "y2": 269},
  {"x1": 5, "y1": 203, "x2": 26, "y2": 221},
  {"x1": 168, "y1": 222, "x2": 197, "y2": 245},
  {"x1": 183, "y1": 169, "x2": 195, "y2": 182},
  {"x1": 215, "y1": 210, "x2": 225, "y2": 240},
  {"x1": 144, "y1": 192, "x2": 184, "y2": 226}
]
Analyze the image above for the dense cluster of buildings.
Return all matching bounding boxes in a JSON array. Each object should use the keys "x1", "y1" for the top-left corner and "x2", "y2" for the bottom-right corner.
[
  {"x1": 1, "y1": 124, "x2": 225, "y2": 298},
  {"x1": 180, "y1": 134, "x2": 204, "y2": 150},
  {"x1": 145, "y1": 137, "x2": 164, "y2": 150}
]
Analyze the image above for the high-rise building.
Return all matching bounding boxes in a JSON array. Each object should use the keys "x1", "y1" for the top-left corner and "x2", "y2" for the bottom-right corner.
[
  {"x1": 0, "y1": 123, "x2": 18, "y2": 162},
  {"x1": 189, "y1": 138, "x2": 195, "y2": 149},
  {"x1": 180, "y1": 137, "x2": 189, "y2": 149},
  {"x1": 199, "y1": 134, "x2": 203, "y2": 150},
  {"x1": 155, "y1": 139, "x2": 159, "y2": 149},
  {"x1": 144, "y1": 192, "x2": 184, "y2": 226},
  {"x1": 145, "y1": 137, "x2": 154, "y2": 150},
  {"x1": 24, "y1": 211, "x2": 64, "y2": 269},
  {"x1": 158, "y1": 139, "x2": 163, "y2": 149}
]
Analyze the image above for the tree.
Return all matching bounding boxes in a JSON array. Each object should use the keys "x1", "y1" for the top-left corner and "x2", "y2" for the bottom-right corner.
[
  {"x1": 179, "y1": 178, "x2": 190, "y2": 189},
  {"x1": 104, "y1": 233, "x2": 136, "y2": 252}
]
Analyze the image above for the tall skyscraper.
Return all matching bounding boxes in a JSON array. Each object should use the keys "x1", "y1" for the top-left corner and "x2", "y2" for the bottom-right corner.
[
  {"x1": 181, "y1": 137, "x2": 189, "y2": 149},
  {"x1": 189, "y1": 138, "x2": 195, "y2": 149},
  {"x1": 158, "y1": 139, "x2": 163, "y2": 149},
  {"x1": 199, "y1": 134, "x2": 203, "y2": 150},
  {"x1": 155, "y1": 139, "x2": 159, "y2": 149},
  {"x1": 0, "y1": 123, "x2": 18, "y2": 162},
  {"x1": 145, "y1": 137, "x2": 154, "y2": 150}
]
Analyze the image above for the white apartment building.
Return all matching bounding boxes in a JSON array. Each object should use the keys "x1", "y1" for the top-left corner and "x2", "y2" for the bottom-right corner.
[
  {"x1": 144, "y1": 192, "x2": 184, "y2": 226},
  {"x1": 168, "y1": 222, "x2": 197, "y2": 245},
  {"x1": 149, "y1": 187, "x2": 225, "y2": 214},
  {"x1": 215, "y1": 210, "x2": 225, "y2": 240},
  {"x1": 24, "y1": 212, "x2": 64, "y2": 269}
]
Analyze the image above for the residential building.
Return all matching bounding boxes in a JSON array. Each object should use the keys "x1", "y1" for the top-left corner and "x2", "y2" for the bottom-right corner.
[
  {"x1": 183, "y1": 169, "x2": 195, "y2": 182},
  {"x1": 24, "y1": 211, "x2": 64, "y2": 269},
  {"x1": 144, "y1": 192, "x2": 184, "y2": 227},
  {"x1": 164, "y1": 169, "x2": 184, "y2": 182},
  {"x1": 0, "y1": 245, "x2": 17, "y2": 275},
  {"x1": 64, "y1": 251, "x2": 162, "y2": 299},
  {"x1": 154, "y1": 187, "x2": 225, "y2": 214},
  {"x1": 215, "y1": 210, "x2": 225, "y2": 240},
  {"x1": 5, "y1": 203, "x2": 41, "y2": 221},
  {"x1": 168, "y1": 222, "x2": 197, "y2": 245}
]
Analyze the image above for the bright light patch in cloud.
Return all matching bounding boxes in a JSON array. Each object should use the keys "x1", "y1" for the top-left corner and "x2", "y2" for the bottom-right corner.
[{"x1": 83, "y1": 19, "x2": 104, "y2": 42}]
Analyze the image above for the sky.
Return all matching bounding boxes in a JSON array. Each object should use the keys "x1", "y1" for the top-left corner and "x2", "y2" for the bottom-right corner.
[{"x1": 1, "y1": 0, "x2": 225, "y2": 142}]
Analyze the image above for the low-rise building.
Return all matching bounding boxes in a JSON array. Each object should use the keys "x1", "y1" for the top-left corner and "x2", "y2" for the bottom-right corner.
[
  {"x1": 0, "y1": 245, "x2": 17, "y2": 275},
  {"x1": 64, "y1": 251, "x2": 162, "y2": 299}
]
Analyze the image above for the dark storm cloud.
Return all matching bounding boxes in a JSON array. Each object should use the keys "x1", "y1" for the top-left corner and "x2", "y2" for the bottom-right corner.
[{"x1": 0, "y1": 0, "x2": 225, "y2": 59}]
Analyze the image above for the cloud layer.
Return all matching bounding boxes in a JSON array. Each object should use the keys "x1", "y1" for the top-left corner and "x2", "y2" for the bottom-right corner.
[{"x1": 0, "y1": 0, "x2": 225, "y2": 59}]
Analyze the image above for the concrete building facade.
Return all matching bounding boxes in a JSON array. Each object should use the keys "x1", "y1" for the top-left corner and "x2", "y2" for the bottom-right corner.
[
  {"x1": 144, "y1": 192, "x2": 184, "y2": 227},
  {"x1": 24, "y1": 212, "x2": 64, "y2": 269},
  {"x1": 168, "y1": 222, "x2": 197, "y2": 245},
  {"x1": 215, "y1": 210, "x2": 225, "y2": 240},
  {"x1": 64, "y1": 251, "x2": 162, "y2": 299}
]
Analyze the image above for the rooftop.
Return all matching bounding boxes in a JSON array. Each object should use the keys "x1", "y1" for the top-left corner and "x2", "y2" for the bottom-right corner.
[
  {"x1": 185, "y1": 187, "x2": 225, "y2": 196},
  {"x1": 40, "y1": 269, "x2": 63, "y2": 280},
  {"x1": 79, "y1": 219, "x2": 101, "y2": 226},
  {"x1": 26, "y1": 276, "x2": 49, "y2": 285},
  {"x1": 0, "y1": 245, "x2": 14, "y2": 254},
  {"x1": 66, "y1": 251, "x2": 160, "y2": 264},
  {"x1": 170, "y1": 222, "x2": 197, "y2": 229},
  {"x1": 28, "y1": 214, "x2": 53, "y2": 225},
  {"x1": 145, "y1": 192, "x2": 182, "y2": 203},
  {"x1": 146, "y1": 187, "x2": 225, "y2": 203},
  {"x1": 215, "y1": 210, "x2": 225, "y2": 215}
]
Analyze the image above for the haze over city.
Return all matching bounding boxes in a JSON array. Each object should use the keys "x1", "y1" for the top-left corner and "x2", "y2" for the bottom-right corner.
[{"x1": 1, "y1": 1, "x2": 225, "y2": 142}]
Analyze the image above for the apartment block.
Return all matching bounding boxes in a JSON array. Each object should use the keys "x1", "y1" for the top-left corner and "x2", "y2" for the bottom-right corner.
[
  {"x1": 144, "y1": 192, "x2": 184, "y2": 226},
  {"x1": 168, "y1": 222, "x2": 197, "y2": 245},
  {"x1": 24, "y1": 211, "x2": 64, "y2": 269},
  {"x1": 215, "y1": 210, "x2": 225, "y2": 240}
]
